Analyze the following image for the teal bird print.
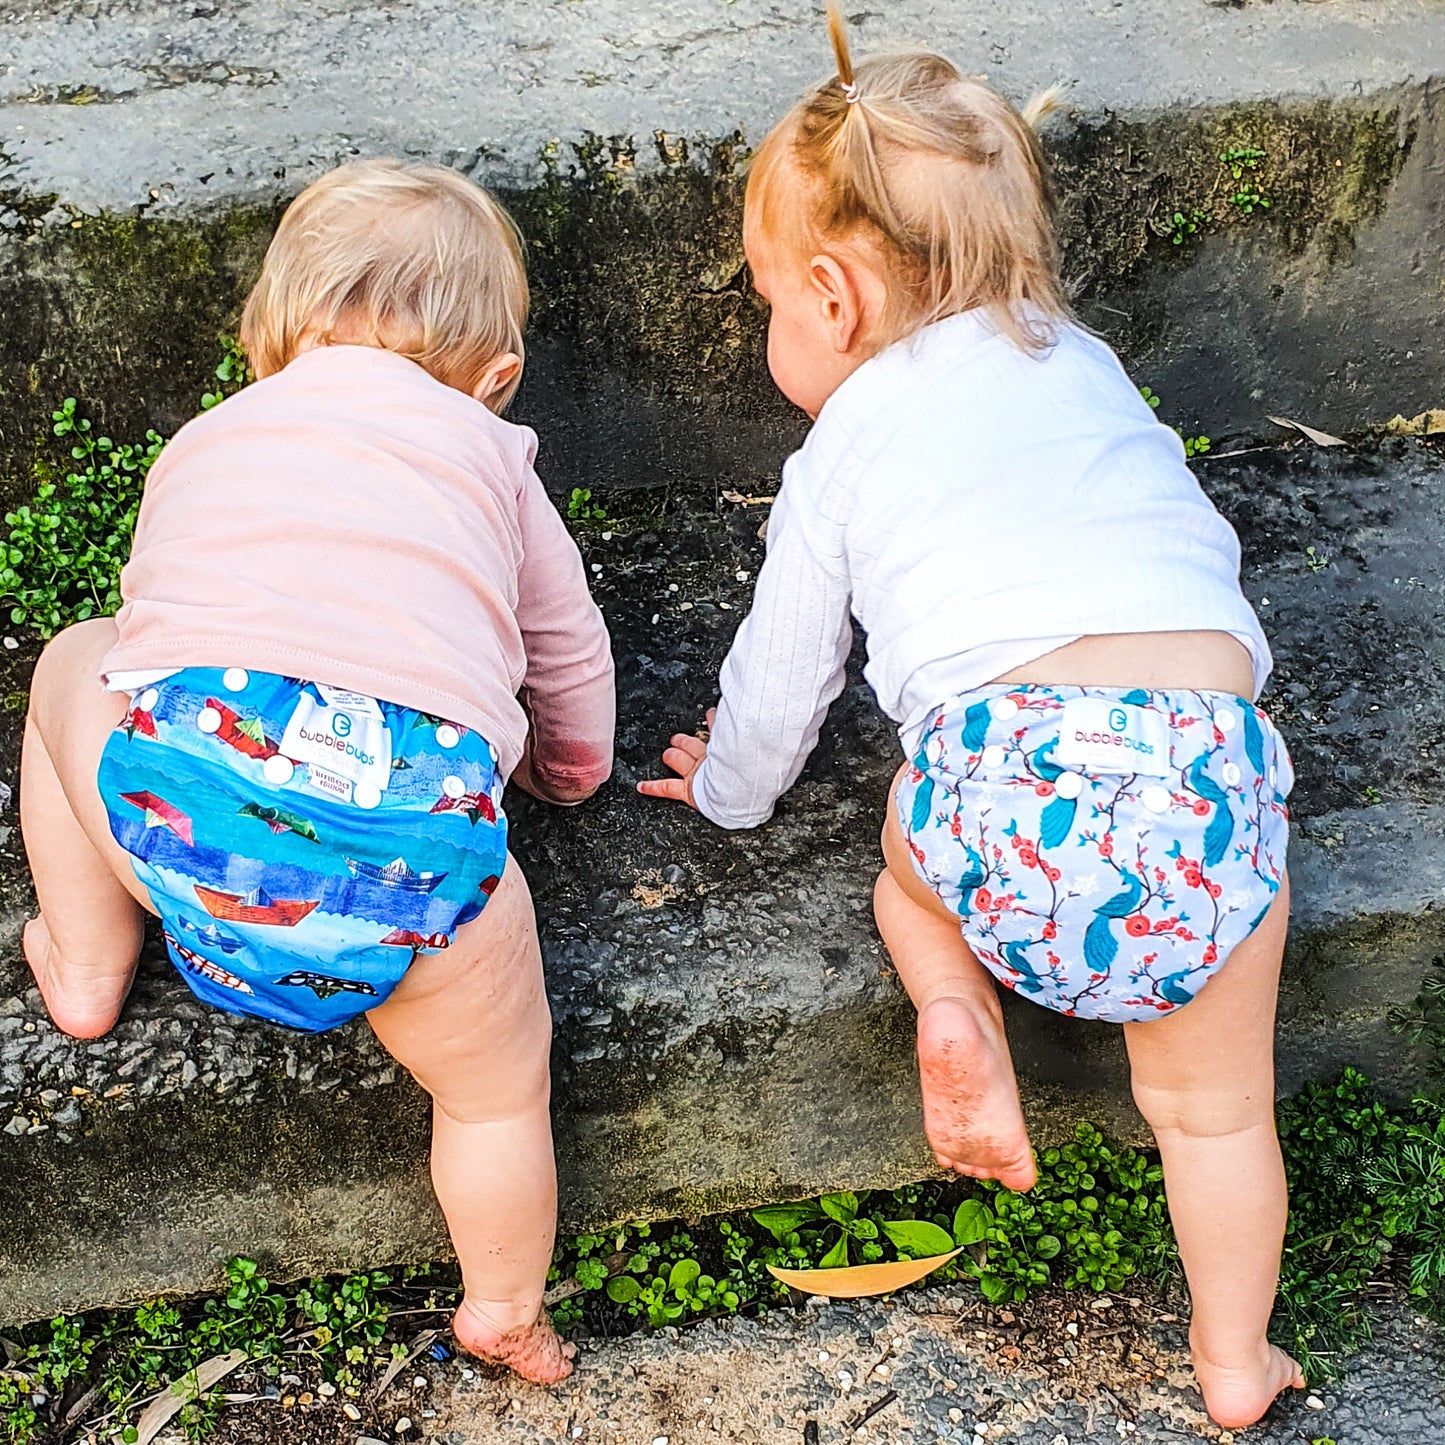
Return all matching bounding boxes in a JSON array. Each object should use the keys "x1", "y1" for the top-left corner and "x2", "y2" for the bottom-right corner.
[
  {"x1": 911, "y1": 774, "x2": 936, "y2": 834},
  {"x1": 961, "y1": 699, "x2": 993, "y2": 753},
  {"x1": 1155, "y1": 968, "x2": 1198, "y2": 1008},
  {"x1": 1030, "y1": 736, "x2": 1076, "y2": 849},
  {"x1": 998, "y1": 938, "x2": 1047, "y2": 995},
  {"x1": 956, "y1": 844, "x2": 988, "y2": 917},
  {"x1": 1188, "y1": 756, "x2": 1235, "y2": 866},
  {"x1": 1241, "y1": 705, "x2": 1267, "y2": 778},
  {"x1": 1119, "y1": 688, "x2": 1152, "y2": 706},
  {"x1": 1082, "y1": 873, "x2": 1145, "y2": 973}
]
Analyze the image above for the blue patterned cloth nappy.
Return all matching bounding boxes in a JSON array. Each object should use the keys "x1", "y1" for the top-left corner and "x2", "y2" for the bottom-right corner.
[
  {"x1": 896, "y1": 685, "x2": 1292, "y2": 1023},
  {"x1": 97, "y1": 667, "x2": 508, "y2": 1032}
]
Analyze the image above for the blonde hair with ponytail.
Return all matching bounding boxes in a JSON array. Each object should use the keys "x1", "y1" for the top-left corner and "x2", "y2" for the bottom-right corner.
[{"x1": 748, "y1": 4, "x2": 1067, "y2": 355}]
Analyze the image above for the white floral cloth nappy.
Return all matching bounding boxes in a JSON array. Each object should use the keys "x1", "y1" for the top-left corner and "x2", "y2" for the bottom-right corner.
[{"x1": 897, "y1": 685, "x2": 1293, "y2": 1023}]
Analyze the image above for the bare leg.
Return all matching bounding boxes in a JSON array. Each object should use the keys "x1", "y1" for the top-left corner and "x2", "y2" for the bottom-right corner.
[
  {"x1": 1124, "y1": 878, "x2": 1303, "y2": 1429},
  {"x1": 877, "y1": 774, "x2": 1036, "y2": 1191},
  {"x1": 20, "y1": 620, "x2": 155, "y2": 1038},
  {"x1": 367, "y1": 858, "x2": 574, "y2": 1386}
]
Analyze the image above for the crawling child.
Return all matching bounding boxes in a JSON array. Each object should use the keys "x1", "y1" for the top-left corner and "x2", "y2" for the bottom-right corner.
[
  {"x1": 642, "y1": 9, "x2": 1302, "y2": 1428},
  {"x1": 20, "y1": 160, "x2": 613, "y2": 1384}
]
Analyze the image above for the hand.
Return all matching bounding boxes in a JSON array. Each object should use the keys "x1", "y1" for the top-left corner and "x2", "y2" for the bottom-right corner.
[{"x1": 637, "y1": 709, "x2": 715, "y2": 810}]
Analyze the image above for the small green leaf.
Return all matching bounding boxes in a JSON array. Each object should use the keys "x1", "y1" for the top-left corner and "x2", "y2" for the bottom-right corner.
[
  {"x1": 881, "y1": 1219, "x2": 956, "y2": 1258},
  {"x1": 605, "y1": 1276, "x2": 641, "y2": 1304},
  {"x1": 953, "y1": 1199, "x2": 995, "y2": 1247},
  {"x1": 819, "y1": 1192, "x2": 859, "y2": 1225},
  {"x1": 819, "y1": 1235, "x2": 850, "y2": 1270},
  {"x1": 669, "y1": 1259, "x2": 701, "y2": 1294},
  {"x1": 979, "y1": 1273, "x2": 1011, "y2": 1303},
  {"x1": 751, "y1": 1202, "x2": 826, "y2": 1242},
  {"x1": 1034, "y1": 1234, "x2": 1062, "y2": 1260}
]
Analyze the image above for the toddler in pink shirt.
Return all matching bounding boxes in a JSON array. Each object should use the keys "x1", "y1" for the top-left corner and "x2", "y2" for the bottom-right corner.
[{"x1": 19, "y1": 159, "x2": 613, "y2": 1383}]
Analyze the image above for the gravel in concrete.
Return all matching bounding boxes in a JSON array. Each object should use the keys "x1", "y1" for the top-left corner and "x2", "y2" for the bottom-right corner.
[{"x1": 414, "y1": 1290, "x2": 1445, "y2": 1445}]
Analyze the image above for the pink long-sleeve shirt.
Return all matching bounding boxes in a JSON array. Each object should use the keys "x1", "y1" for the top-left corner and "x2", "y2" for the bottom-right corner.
[{"x1": 100, "y1": 344, "x2": 615, "y2": 795}]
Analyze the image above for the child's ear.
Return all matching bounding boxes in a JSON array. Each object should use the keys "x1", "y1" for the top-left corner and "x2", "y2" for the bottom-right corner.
[
  {"x1": 470, "y1": 352, "x2": 524, "y2": 409},
  {"x1": 810, "y1": 254, "x2": 884, "y2": 355}
]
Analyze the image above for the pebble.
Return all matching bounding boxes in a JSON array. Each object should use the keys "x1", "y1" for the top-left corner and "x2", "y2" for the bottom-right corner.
[
  {"x1": 342, "y1": 1402, "x2": 362, "y2": 1421},
  {"x1": 816, "y1": 1351, "x2": 829, "y2": 1363},
  {"x1": 947, "y1": 1408, "x2": 963, "y2": 1425},
  {"x1": 318, "y1": 1382, "x2": 336, "y2": 1397},
  {"x1": 1306, "y1": 1394, "x2": 1325, "y2": 1409},
  {"x1": 460, "y1": 1368, "x2": 475, "y2": 1381},
  {"x1": 412, "y1": 1375, "x2": 427, "y2": 1389},
  {"x1": 395, "y1": 1417, "x2": 414, "y2": 1434},
  {"x1": 2, "y1": 637, "x2": 16, "y2": 650},
  {"x1": 652, "y1": 1437, "x2": 669, "y2": 1445}
]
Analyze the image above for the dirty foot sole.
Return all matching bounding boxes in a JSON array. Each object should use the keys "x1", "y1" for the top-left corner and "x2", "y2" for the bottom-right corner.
[
  {"x1": 1194, "y1": 1342, "x2": 1305, "y2": 1429},
  {"x1": 917, "y1": 995, "x2": 1037, "y2": 1192},
  {"x1": 22, "y1": 915, "x2": 128, "y2": 1040},
  {"x1": 453, "y1": 1303, "x2": 577, "y2": 1385}
]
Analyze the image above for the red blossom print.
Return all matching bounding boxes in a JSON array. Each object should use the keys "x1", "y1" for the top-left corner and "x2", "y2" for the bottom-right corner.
[
  {"x1": 1206, "y1": 880, "x2": 1223, "y2": 898},
  {"x1": 1192, "y1": 799, "x2": 1211, "y2": 817},
  {"x1": 1202, "y1": 944, "x2": 1218, "y2": 965},
  {"x1": 1183, "y1": 866, "x2": 1203, "y2": 888},
  {"x1": 1042, "y1": 920, "x2": 1057, "y2": 941},
  {"x1": 974, "y1": 887, "x2": 992, "y2": 910},
  {"x1": 1018, "y1": 846, "x2": 1039, "y2": 869},
  {"x1": 1034, "y1": 782, "x2": 1055, "y2": 798},
  {"x1": 1099, "y1": 837, "x2": 1114, "y2": 857},
  {"x1": 1043, "y1": 864, "x2": 1061, "y2": 882},
  {"x1": 1125, "y1": 915, "x2": 1151, "y2": 938}
]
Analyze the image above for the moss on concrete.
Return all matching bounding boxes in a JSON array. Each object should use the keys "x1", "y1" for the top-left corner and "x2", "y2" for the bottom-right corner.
[{"x1": 0, "y1": 95, "x2": 1424, "y2": 512}]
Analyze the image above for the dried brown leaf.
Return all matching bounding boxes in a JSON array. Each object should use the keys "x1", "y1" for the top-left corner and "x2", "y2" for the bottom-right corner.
[
  {"x1": 767, "y1": 1248, "x2": 963, "y2": 1298},
  {"x1": 1267, "y1": 416, "x2": 1346, "y2": 447},
  {"x1": 133, "y1": 1350, "x2": 246, "y2": 1445}
]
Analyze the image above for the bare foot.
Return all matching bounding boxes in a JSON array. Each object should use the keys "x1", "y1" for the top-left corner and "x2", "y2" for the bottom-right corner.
[
  {"x1": 23, "y1": 915, "x2": 129, "y2": 1039},
  {"x1": 452, "y1": 1299, "x2": 576, "y2": 1385},
  {"x1": 1193, "y1": 1338, "x2": 1305, "y2": 1429},
  {"x1": 917, "y1": 995, "x2": 1037, "y2": 1192}
]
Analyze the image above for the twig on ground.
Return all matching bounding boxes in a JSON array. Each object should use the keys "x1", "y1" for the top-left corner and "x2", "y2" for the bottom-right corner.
[{"x1": 848, "y1": 1390, "x2": 899, "y2": 1430}]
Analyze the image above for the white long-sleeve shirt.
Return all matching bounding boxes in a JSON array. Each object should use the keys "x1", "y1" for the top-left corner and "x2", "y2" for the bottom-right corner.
[{"x1": 692, "y1": 311, "x2": 1271, "y2": 829}]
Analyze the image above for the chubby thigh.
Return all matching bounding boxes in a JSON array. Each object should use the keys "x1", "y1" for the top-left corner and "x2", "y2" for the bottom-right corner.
[{"x1": 893, "y1": 684, "x2": 1292, "y2": 1023}]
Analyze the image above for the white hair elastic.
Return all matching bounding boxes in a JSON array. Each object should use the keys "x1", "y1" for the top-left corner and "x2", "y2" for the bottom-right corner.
[{"x1": 841, "y1": 81, "x2": 861, "y2": 103}]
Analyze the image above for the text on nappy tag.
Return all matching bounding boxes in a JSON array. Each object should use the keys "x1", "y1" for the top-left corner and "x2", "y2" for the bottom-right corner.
[{"x1": 1055, "y1": 698, "x2": 1170, "y2": 778}]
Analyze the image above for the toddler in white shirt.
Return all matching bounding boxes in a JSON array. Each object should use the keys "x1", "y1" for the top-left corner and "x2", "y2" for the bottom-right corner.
[{"x1": 642, "y1": 7, "x2": 1302, "y2": 1428}]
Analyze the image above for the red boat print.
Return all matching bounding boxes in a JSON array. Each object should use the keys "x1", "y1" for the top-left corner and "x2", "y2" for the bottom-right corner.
[
  {"x1": 206, "y1": 698, "x2": 280, "y2": 760},
  {"x1": 379, "y1": 927, "x2": 451, "y2": 951},
  {"x1": 119, "y1": 790, "x2": 195, "y2": 846},
  {"x1": 121, "y1": 704, "x2": 158, "y2": 740},
  {"x1": 194, "y1": 884, "x2": 320, "y2": 927},
  {"x1": 429, "y1": 789, "x2": 496, "y2": 825},
  {"x1": 164, "y1": 931, "x2": 255, "y2": 995}
]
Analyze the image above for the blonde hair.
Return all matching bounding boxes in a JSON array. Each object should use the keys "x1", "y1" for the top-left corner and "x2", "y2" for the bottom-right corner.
[
  {"x1": 241, "y1": 159, "x2": 529, "y2": 408},
  {"x1": 747, "y1": 4, "x2": 1067, "y2": 355}
]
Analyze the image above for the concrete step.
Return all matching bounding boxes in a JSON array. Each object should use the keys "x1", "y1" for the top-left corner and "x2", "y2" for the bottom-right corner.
[
  {"x1": 1, "y1": 436, "x2": 1442, "y2": 1322},
  {"x1": 0, "y1": 2, "x2": 1443, "y2": 507}
]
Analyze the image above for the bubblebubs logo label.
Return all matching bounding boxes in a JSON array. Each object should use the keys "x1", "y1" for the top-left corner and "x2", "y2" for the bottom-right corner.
[
  {"x1": 1057, "y1": 697, "x2": 1171, "y2": 777},
  {"x1": 296, "y1": 721, "x2": 377, "y2": 769}
]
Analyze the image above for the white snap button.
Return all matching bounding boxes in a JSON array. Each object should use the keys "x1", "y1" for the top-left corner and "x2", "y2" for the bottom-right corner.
[
  {"x1": 1269, "y1": 765, "x2": 1278, "y2": 788},
  {"x1": 989, "y1": 696, "x2": 1019, "y2": 721},
  {"x1": 924, "y1": 734, "x2": 945, "y2": 764},
  {"x1": 1213, "y1": 709, "x2": 1237, "y2": 733},
  {"x1": 197, "y1": 706, "x2": 222, "y2": 735},
  {"x1": 136, "y1": 688, "x2": 159, "y2": 712},
  {"x1": 442, "y1": 775, "x2": 467, "y2": 799},
  {"x1": 263, "y1": 755, "x2": 295, "y2": 786},
  {"x1": 1222, "y1": 761, "x2": 1242, "y2": 786},
  {"x1": 1142, "y1": 785, "x2": 1171, "y2": 814},
  {"x1": 1054, "y1": 770, "x2": 1084, "y2": 800},
  {"x1": 353, "y1": 781, "x2": 382, "y2": 810},
  {"x1": 487, "y1": 741, "x2": 499, "y2": 763},
  {"x1": 981, "y1": 745, "x2": 1006, "y2": 769},
  {"x1": 435, "y1": 724, "x2": 460, "y2": 750},
  {"x1": 222, "y1": 668, "x2": 249, "y2": 692}
]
